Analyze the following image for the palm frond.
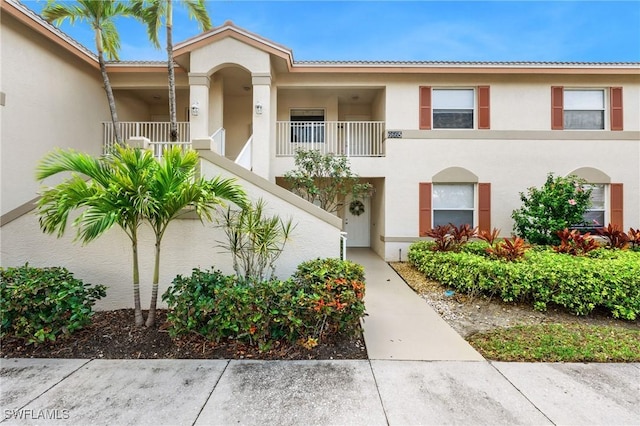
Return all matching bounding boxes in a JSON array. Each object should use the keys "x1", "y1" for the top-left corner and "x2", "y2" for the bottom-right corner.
[
  {"x1": 181, "y1": 0, "x2": 212, "y2": 31},
  {"x1": 36, "y1": 149, "x2": 113, "y2": 187}
]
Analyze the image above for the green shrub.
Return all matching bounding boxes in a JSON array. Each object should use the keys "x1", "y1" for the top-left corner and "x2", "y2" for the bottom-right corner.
[
  {"x1": 293, "y1": 258, "x2": 366, "y2": 337},
  {"x1": 512, "y1": 173, "x2": 592, "y2": 245},
  {"x1": 162, "y1": 259, "x2": 366, "y2": 351},
  {"x1": 1, "y1": 265, "x2": 106, "y2": 344},
  {"x1": 408, "y1": 243, "x2": 640, "y2": 320}
]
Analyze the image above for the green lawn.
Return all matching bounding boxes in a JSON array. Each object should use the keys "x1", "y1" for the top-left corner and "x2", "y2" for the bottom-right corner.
[{"x1": 468, "y1": 323, "x2": 640, "y2": 362}]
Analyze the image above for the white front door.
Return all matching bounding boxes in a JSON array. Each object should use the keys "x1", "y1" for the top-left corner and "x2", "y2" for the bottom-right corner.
[{"x1": 344, "y1": 196, "x2": 370, "y2": 247}]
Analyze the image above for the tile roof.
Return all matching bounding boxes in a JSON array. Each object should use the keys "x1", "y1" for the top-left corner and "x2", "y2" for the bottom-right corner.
[{"x1": 295, "y1": 60, "x2": 640, "y2": 67}]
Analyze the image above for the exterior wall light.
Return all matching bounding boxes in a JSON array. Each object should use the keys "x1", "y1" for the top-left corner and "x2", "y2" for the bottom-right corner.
[
  {"x1": 255, "y1": 101, "x2": 263, "y2": 115},
  {"x1": 190, "y1": 102, "x2": 200, "y2": 117}
]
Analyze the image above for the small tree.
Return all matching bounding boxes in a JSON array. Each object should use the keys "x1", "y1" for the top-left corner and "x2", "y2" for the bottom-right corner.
[
  {"x1": 37, "y1": 145, "x2": 247, "y2": 327},
  {"x1": 284, "y1": 150, "x2": 372, "y2": 214},
  {"x1": 511, "y1": 173, "x2": 592, "y2": 245},
  {"x1": 218, "y1": 199, "x2": 295, "y2": 281}
]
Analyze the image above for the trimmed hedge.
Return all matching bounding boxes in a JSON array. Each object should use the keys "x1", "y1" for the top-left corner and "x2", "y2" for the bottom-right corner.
[
  {"x1": 408, "y1": 241, "x2": 640, "y2": 320},
  {"x1": 1, "y1": 265, "x2": 106, "y2": 343},
  {"x1": 162, "y1": 258, "x2": 366, "y2": 351}
]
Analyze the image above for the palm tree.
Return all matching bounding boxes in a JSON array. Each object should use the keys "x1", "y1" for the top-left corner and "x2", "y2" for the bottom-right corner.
[
  {"x1": 37, "y1": 145, "x2": 248, "y2": 327},
  {"x1": 132, "y1": 0, "x2": 212, "y2": 142},
  {"x1": 37, "y1": 146, "x2": 157, "y2": 326},
  {"x1": 42, "y1": 0, "x2": 134, "y2": 146},
  {"x1": 144, "y1": 146, "x2": 247, "y2": 326}
]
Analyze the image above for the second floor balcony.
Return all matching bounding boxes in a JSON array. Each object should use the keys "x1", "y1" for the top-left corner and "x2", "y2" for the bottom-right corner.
[{"x1": 276, "y1": 121, "x2": 385, "y2": 157}]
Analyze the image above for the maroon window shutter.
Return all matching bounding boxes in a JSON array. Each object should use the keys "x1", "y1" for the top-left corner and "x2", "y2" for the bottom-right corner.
[
  {"x1": 419, "y1": 86, "x2": 432, "y2": 130},
  {"x1": 478, "y1": 183, "x2": 491, "y2": 232},
  {"x1": 419, "y1": 183, "x2": 432, "y2": 236},
  {"x1": 478, "y1": 86, "x2": 490, "y2": 129},
  {"x1": 610, "y1": 87, "x2": 623, "y2": 131},
  {"x1": 610, "y1": 183, "x2": 623, "y2": 228},
  {"x1": 551, "y1": 86, "x2": 564, "y2": 130}
]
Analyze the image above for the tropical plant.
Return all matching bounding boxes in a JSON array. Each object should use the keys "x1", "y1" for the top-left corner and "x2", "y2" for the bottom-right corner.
[
  {"x1": 42, "y1": 0, "x2": 135, "y2": 145},
  {"x1": 131, "y1": 0, "x2": 212, "y2": 142},
  {"x1": 217, "y1": 199, "x2": 295, "y2": 281},
  {"x1": 627, "y1": 228, "x2": 640, "y2": 250},
  {"x1": 284, "y1": 149, "x2": 373, "y2": 214},
  {"x1": 511, "y1": 173, "x2": 592, "y2": 245},
  {"x1": 144, "y1": 146, "x2": 247, "y2": 326},
  {"x1": 425, "y1": 223, "x2": 477, "y2": 252},
  {"x1": 553, "y1": 229, "x2": 600, "y2": 256},
  {"x1": 36, "y1": 145, "x2": 247, "y2": 327},
  {"x1": 596, "y1": 223, "x2": 630, "y2": 249},
  {"x1": 478, "y1": 227, "x2": 501, "y2": 246},
  {"x1": 37, "y1": 146, "x2": 155, "y2": 326},
  {"x1": 484, "y1": 236, "x2": 530, "y2": 261}
]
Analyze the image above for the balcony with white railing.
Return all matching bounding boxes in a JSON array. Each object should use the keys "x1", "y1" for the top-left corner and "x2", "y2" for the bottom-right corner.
[
  {"x1": 276, "y1": 121, "x2": 385, "y2": 157},
  {"x1": 102, "y1": 122, "x2": 190, "y2": 154}
]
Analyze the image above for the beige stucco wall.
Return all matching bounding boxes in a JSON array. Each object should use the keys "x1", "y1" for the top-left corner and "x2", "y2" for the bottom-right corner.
[
  {"x1": 382, "y1": 136, "x2": 640, "y2": 260},
  {"x1": 223, "y1": 94, "x2": 252, "y2": 159},
  {"x1": 1, "y1": 14, "x2": 109, "y2": 216},
  {"x1": 115, "y1": 91, "x2": 151, "y2": 122},
  {"x1": 190, "y1": 37, "x2": 271, "y2": 76},
  {"x1": 384, "y1": 74, "x2": 640, "y2": 131}
]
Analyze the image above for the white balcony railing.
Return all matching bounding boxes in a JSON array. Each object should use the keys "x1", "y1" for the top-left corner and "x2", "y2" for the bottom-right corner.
[
  {"x1": 102, "y1": 122, "x2": 190, "y2": 154},
  {"x1": 276, "y1": 121, "x2": 385, "y2": 157}
]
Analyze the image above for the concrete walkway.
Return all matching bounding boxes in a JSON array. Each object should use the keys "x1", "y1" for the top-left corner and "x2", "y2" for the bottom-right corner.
[
  {"x1": 347, "y1": 248, "x2": 483, "y2": 361},
  {"x1": 1, "y1": 358, "x2": 638, "y2": 425},
  {"x1": 1, "y1": 249, "x2": 639, "y2": 425}
]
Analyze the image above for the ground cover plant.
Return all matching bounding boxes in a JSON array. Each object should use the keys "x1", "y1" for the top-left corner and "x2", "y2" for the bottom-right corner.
[
  {"x1": 467, "y1": 323, "x2": 640, "y2": 362},
  {"x1": 0, "y1": 265, "x2": 106, "y2": 344}
]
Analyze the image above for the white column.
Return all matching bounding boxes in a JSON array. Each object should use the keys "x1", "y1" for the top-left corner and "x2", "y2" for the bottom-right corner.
[
  {"x1": 188, "y1": 73, "x2": 210, "y2": 140},
  {"x1": 252, "y1": 73, "x2": 272, "y2": 180},
  {"x1": 210, "y1": 76, "x2": 224, "y2": 133}
]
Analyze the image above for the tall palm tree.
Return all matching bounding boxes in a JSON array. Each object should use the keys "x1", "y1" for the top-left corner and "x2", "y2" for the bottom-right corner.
[
  {"x1": 37, "y1": 146, "x2": 157, "y2": 326},
  {"x1": 132, "y1": 0, "x2": 212, "y2": 142},
  {"x1": 36, "y1": 145, "x2": 248, "y2": 327},
  {"x1": 42, "y1": 0, "x2": 133, "y2": 146},
  {"x1": 144, "y1": 146, "x2": 247, "y2": 326}
]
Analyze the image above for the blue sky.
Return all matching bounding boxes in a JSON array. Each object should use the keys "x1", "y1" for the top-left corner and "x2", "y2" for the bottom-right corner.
[{"x1": 25, "y1": 1, "x2": 640, "y2": 62}]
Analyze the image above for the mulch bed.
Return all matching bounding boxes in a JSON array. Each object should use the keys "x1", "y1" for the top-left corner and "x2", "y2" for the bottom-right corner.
[{"x1": 0, "y1": 309, "x2": 367, "y2": 360}]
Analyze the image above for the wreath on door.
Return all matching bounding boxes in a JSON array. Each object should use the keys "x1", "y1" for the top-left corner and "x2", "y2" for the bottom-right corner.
[{"x1": 349, "y1": 200, "x2": 365, "y2": 216}]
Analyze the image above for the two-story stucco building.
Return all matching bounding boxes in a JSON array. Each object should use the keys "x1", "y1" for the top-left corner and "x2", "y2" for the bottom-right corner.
[{"x1": 2, "y1": 0, "x2": 639, "y2": 308}]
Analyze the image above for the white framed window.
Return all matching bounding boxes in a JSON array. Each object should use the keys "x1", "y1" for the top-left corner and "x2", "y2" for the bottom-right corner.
[
  {"x1": 582, "y1": 184, "x2": 606, "y2": 228},
  {"x1": 290, "y1": 109, "x2": 325, "y2": 143},
  {"x1": 432, "y1": 89, "x2": 474, "y2": 129},
  {"x1": 564, "y1": 89, "x2": 605, "y2": 130},
  {"x1": 432, "y1": 183, "x2": 475, "y2": 227}
]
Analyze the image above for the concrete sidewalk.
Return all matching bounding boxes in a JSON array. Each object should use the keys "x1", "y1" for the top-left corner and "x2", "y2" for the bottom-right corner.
[
  {"x1": 1, "y1": 358, "x2": 638, "y2": 425},
  {"x1": 347, "y1": 248, "x2": 483, "y2": 361}
]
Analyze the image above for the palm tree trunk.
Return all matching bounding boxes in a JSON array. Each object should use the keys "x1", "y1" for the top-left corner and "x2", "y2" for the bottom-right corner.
[
  {"x1": 132, "y1": 237, "x2": 144, "y2": 326},
  {"x1": 96, "y1": 30, "x2": 122, "y2": 146},
  {"x1": 166, "y1": 0, "x2": 178, "y2": 143},
  {"x1": 145, "y1": 238, "x2": 161, "y2": 327}
]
